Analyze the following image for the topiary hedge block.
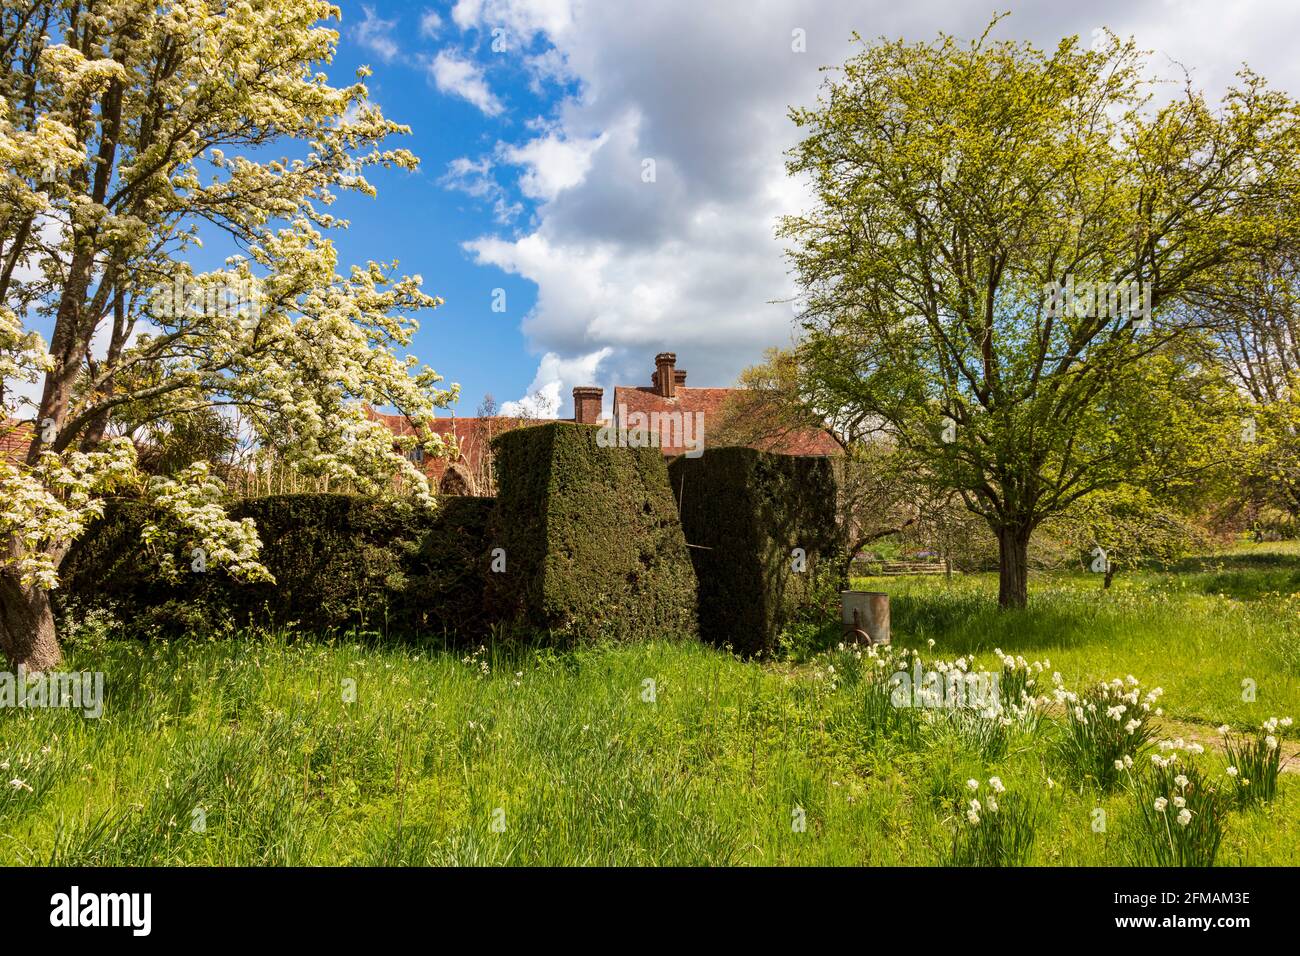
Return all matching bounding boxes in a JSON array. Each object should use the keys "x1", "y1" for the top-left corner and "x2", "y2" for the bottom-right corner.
[
  {"x1": 486, "y1": 422, "x2": 697, "y2": 641},
  {"x1": 56, "y1": 493, "x2": 495, "y2": 641},
  {"x1": 669, "y1": 447, "x2": 843, "y2": 657}
]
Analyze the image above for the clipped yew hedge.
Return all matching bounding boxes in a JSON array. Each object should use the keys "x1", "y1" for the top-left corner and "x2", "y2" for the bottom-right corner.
[
  {"x1": 669, "y1": 447, "x2": 843, "y2": 657},
  {"x1": 56, "y1": 493, "x2": 495, "y2": 640},
  {"x1": 486, "y1": 422, "x2": 697, "y2": 642}
]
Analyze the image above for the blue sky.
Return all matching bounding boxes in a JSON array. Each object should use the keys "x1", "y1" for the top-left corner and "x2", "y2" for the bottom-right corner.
[
  {"x1": 329, "y1": 2, "x2": 557, "y2": 417},
  {"x1": 315, "y1": 0, "x2": 1300, "y2": 421},
  {"x1": 16, "y1": 1, "x2": 1300, "y2": 423}
]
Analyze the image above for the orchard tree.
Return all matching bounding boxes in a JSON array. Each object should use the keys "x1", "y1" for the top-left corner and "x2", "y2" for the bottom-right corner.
[
  {"x1": 782, "y1": 19, "x2": 1300, "y2": 607},
  {"x1": 1045, "y1": 485, "x2": 1210, "y2": 588},
  {"x1": 712, "y1": 347, "x2": 961, "y2": 578},
  {"x1": 1185, "y1": 248, "x2": 1300, "y2": 522},
  {"x1": 0, "y1": 1, "x2": 456, "y2": 669}
]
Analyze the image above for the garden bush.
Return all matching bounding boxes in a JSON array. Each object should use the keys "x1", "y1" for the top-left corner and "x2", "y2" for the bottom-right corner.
[
  {"x1": 56, "y1": 493, "x2": 495, "y2": 640},
  {"x1": 486, "y1": 422, "x2": 697, "y2": 642},
  {"x1": 669, "y1": 447, "x2": 843, "y2": 657}
]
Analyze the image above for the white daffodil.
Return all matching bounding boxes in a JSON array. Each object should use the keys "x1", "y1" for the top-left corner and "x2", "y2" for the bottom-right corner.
[
  {"x1": 988, "y1": 776, "x2": 1005, "y2": 794},
  {"x1": 966, "y1": 779, "x2": 980, "y2": 791},
  {"x1": 1176, "y1": 808, "x2": 1192, "y2": 827},
  {"x1": 1154, "y1": 797, "x2": 1168, "y2": 812}
]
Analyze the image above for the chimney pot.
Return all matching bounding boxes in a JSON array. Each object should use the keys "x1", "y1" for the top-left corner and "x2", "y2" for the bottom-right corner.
[
  {"x1": 572, "y1": 386, "x2": 603, "y2": 425},
  {"x1": 654, "y1": 352, "x2": 677, "y2": 398}
]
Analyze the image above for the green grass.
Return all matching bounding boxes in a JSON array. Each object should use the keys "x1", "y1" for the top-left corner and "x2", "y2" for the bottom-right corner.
[
  {"x1": 853, "y1": 541, "x2": 1300, "y2": 728},
  {"x1": 2, "y1": 541, "x2": 1297, "y2": 866}
]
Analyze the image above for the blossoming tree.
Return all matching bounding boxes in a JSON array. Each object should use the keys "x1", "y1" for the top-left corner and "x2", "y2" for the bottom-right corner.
[{"x1": 0, "y1": 1, "x2": 456, "y2": 669}]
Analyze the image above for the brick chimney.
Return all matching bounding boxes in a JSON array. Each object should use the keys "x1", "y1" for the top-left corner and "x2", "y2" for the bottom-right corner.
[
  {"x1": 654, "y1": 352, "x2": 677, "y2": 398},
  {"x1": 572, "y1": 386, "x2": 603, "y2": 425}
]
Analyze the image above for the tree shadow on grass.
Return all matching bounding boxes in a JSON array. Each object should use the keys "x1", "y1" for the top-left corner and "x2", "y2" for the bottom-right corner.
[
  {"x1": 1163, "y1": 551, "x2": 1300, "y2": 601},
  {"x1": 885, "y1": 590, "x2": 1109, "y2": 657},
  {"x1": 1169, "y1": 550, "x2": 1299, "y2": 575}
]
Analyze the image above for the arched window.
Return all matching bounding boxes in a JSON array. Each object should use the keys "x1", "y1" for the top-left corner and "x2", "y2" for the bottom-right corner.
[{"x1": 439, "y1": 468, "x2": 470, "y2": 496}]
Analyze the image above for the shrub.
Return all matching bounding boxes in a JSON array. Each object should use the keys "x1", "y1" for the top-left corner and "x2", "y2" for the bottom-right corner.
[
  {"x1": 1054, "y1": 675, "x2": 1162, "y2": 790},
  {"x1": 486, "y1": 422, "x2": 696, "y2": 642},
  {"x1": 669, "y1": 447, "x2": 843, "y2": 657},
  {"x1": 946, "y1": 776, "x2": 1038, "y2": 866},
  {"x1": 1130, "y1": 740, "x2": 1229, "y2": 867},
  {"x1": 57, "y1": 493, "x2": 494, "y2": 640},
  {"x1": 1220, "y1": 716, "x2": 1293, "y2": 807}
]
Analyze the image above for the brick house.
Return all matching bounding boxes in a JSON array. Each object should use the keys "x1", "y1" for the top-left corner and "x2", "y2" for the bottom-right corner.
[
  {"x1": 375, "y1": 351, "x2": 839, "y2": 495},
  {"x1": 608, "y1": 352, "x2": 840, "y2": 457},
  {"x1": 1, "y1": 419, "x2": 33, "y2": 464}
]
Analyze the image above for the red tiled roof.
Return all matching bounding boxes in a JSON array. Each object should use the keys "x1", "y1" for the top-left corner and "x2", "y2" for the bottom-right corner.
[
  {"x1": 1, "y1": 419, "x2": 33, "y2": 464},
  {"x1": 365, "y1": 408, "x2": 552, "y2": 493},
  {"x1": 368, "y1": 355, "x2": 839, "y2": 491},
  {"x1": 612, "y1": 385, "x2": 840, "y2": 457}
]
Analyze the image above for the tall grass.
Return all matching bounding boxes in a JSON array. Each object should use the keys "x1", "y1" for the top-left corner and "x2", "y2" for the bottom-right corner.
[{"x1": 5, "y1": 543, "x2": 1299, "y2": 866}]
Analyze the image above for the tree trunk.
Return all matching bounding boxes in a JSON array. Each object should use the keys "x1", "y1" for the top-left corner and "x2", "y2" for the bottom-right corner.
[
  {"x1": 996, "y1": 525, "x2": 1031, "y2": 609},
  {"x1": 0, "y1": 574, "x2": 62, "y2": 672}
]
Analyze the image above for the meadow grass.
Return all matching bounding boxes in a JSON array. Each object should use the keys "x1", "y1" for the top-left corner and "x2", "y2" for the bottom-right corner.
[
  {"x1": 853, "y1": 541, "x2": 1300, "y2": 728},
  {"x1": 1, "y1": 542, "x2": 1297, "y2": 866}
]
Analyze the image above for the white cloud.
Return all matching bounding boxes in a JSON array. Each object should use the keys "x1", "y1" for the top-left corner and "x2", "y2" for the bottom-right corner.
[
  {"x1": 354, "y1": 5, "x2": 400, "y2": 63},
  {"x1": 500, "y1": 347, "x2": 613, "y2": 417},
  {"x1": 420, "y1": 9, "x2": 443, "y2": 39},
  {"x1": 455, "y1": 0, "x2": 1300, "y2": 396},
  {"x1": 501, "y1": 131, "x2": 606, "y2": 201},
  {"x1": 441, "y1": 155, "x2": 522, "y2": 223},
  {"x1": 452, "y1": 0, "x2": 574, "y2": 40},
  {"x1": 428, "y1": 49, "x2": 505, "y2": 116}
]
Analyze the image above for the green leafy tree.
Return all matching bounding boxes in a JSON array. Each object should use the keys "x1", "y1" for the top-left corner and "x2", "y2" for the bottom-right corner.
[
  {"x1": 1185, "y1": 248, "x2": 1300, "y2": 526},
  {"x1": 782, "y1": 19, "x2": 1300, "y2": 607},
  {"x1": 1045, "y1": 485, "x2": 1209, "y2": 588}
]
